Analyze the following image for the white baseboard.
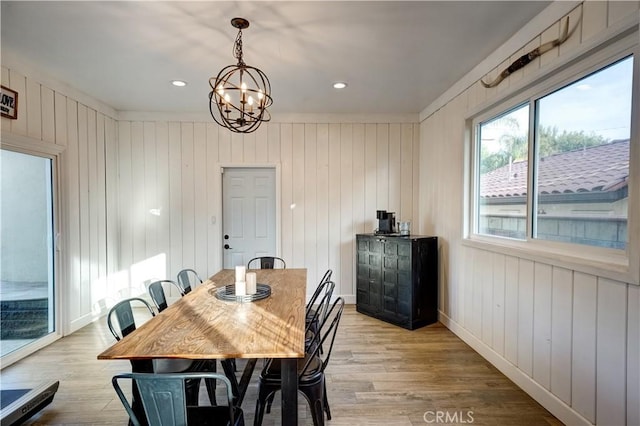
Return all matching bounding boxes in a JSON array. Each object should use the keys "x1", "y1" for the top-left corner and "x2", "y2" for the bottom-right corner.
[
  {"x1": 438, "y1": 311, "x2": 593, "y2": 426},
  {"x1": 68, "y1": 312, "x2": 96, "y2": 334}
]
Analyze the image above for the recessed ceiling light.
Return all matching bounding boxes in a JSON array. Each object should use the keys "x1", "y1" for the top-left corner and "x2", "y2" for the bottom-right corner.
[
  {"x1": 333, "y1": 82, "x2": 347, "y2": 89},
  {"x1": 171, "y1": 80, "x2": 188, "y2": 87}
]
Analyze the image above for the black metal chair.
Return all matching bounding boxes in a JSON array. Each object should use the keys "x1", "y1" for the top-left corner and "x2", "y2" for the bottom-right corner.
[
  {"x1": 306, "y1": 269, "x2": 333, "y2": 327},
  {"x1": 246, "y1": 256, "x2": 286, "y2": 270},
  {"x1": 262, "y1": 277, "x2": 335, "y2": 413},
  {"x1": 254, "y1": 297, "x2": 345, "y2": 426},
  {"x1": 176, "y1": 268, "x2": 203, "y2": 294},
  {"x1": 305, "y1": 278, "x2": 335, "y2": 351},
  {"x1": 113, "y1": 372, "x2": 244, "y2": 426}
]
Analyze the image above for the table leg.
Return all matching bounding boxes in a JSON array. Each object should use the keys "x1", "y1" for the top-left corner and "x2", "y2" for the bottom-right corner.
[
  {"x1": 281, "y1": 358, "x2": 298, "y2": 426},
  {"x1": 236, "y1": 358, "x2": 257, "y2": 406}
]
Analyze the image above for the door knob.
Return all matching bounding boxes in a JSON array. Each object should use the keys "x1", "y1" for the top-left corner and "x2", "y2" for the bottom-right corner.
[{"x1": 224, "y1": 244, "x2": 232, "y2": 250}]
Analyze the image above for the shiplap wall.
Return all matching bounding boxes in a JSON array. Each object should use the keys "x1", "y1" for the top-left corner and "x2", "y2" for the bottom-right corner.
[
  {"x1": 114, "y1": 120, "x2": 420, "y2": 301},
  {"x1": 1, "y1": 62, "x2": 419, "y2": 330},
  {"x1": 1, "y1": 66, "x2": 119, "y2": 333},
  {"x1": 419, "y1": 2, "x2": 639, "y2": 425}
]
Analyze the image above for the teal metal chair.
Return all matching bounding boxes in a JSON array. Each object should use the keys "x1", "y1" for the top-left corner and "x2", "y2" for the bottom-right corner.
[
  {"x1": 176, "y1": 269, "x2": 203, "y2": 294},
  {"x1": 147, "y1": 280, "x2": 184, "y2": 312},
  {"x1": 112, "y1": 372, "x2": 244, "y2": 426}
]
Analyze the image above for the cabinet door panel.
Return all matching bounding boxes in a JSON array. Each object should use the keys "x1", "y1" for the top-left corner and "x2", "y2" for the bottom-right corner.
[
  {"x1": 357, "y1": 282, "x2": 370, "y2": 305},
  {"x1": 384, "y1": 241, "x2": 398, "y2": 255},
  {"x1": 370, "y1": 239, "x2": 383, "y2": 253},
  {"x1": 398, "y1": 242, "x2": 411, "y2": 257},
  {"x1": 398, "y1": 256, "x2": 411, "y2": 271},
  {"x1": 398, "y1": 270, "x2": 411, "y2": 288},
  {"x1": 383, "y1": 269, "x2": 398, "y2": 284},
  {"x1": 383, "y1": 256, "x2": 398, "y2": 269}
]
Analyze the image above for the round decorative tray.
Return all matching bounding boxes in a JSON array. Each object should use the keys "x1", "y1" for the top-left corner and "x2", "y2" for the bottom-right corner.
[{"x1": 214, "y1": 283, "x2": 271, "y2": 303}]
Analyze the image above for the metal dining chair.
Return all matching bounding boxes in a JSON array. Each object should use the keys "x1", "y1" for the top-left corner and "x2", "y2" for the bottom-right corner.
[
  {"x1": 246, "y1": 256, "x2": 286, "y2": 270},
  {"x1": 254, "y1": 297, "x2": 345, "y2": 426},
  {"x1": 113, "y1": 372, "x2": 244, "y2": 426},
  {"x1": 176, "y1": 268, "x2": 203, "y2": 294},
  {"x1": 306, "y1": 269, "x2": 333, "y2": 325},
  {"x1": 147, "y1": 280, "x2": 184, "y2": 312}
]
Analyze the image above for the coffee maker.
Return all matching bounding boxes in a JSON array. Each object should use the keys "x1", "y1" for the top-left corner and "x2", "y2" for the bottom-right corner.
[{"x1": 376, "y1": 210, "x2": 396, "y2": 234}]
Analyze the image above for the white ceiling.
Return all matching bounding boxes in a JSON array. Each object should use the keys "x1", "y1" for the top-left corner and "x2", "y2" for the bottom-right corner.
[{"x1": 1, "y1": 1, "x2": 551, "y2": 116}]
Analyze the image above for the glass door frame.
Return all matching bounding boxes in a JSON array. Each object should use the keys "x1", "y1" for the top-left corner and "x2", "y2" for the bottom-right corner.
[{"x1": 1, "y1": 132, "x2": 65, "y2": 369}]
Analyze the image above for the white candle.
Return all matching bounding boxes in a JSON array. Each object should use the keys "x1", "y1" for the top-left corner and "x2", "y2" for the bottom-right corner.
[
  {"x1": 235, "y1": 266, "x2": 246, "y2": 283},
  {"x1": 235, "y1": 280, "x2": 246, "y2": 296},
  {"x1": 246, "y1": 272, "x2": 257, "y2": 295}
]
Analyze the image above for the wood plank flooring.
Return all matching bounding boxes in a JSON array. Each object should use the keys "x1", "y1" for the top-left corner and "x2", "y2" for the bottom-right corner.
[{"x1": 0, "y1": 305, "x2": 562, "y2": 425}]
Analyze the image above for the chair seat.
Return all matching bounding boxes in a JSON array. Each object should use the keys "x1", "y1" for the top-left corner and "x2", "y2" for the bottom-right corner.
[
  {"x1": 261, "y1": 355, "x2": 323, "y2": 385},
  {"x1": 187, "y1": 405, "x2": 244, "y2": 425},
  {"x1": 153, "y1": 358, "x2": 194, "y2": 373}
]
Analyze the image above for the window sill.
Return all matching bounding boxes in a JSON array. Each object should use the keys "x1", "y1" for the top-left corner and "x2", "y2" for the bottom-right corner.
[{"x1": 462, "y1": 235, "x2": 638, "y2": 285}]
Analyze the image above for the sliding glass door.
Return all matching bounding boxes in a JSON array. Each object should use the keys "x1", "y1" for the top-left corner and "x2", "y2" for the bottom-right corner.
[{"x1": 0, "y1": 148, "x2": 56, "y2": 360}]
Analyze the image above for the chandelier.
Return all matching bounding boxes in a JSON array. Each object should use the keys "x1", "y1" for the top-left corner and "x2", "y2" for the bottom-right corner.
[{"x1": 209, "y1": 18, "x2": 273, "y2": 133}]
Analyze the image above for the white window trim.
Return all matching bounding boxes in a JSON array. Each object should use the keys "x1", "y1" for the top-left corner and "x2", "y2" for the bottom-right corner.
[{"x1": 464, "y1": 29, "x2": 640, "y2": 286}]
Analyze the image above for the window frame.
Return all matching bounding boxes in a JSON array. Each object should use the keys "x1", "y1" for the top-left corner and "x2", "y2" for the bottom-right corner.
[
  {"x1": 465, "y1": 32, "x2": 640, "y2": 285},
  {"x1": 0, "y1": 131, "x2": 66, "y2": 367}
]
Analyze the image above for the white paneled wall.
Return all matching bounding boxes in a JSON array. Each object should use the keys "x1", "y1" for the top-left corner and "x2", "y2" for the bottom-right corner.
[
  {"x1": 1, "y1": 63, "x2": 419, "y2": 327},
  {"x1": 114, "y1": 120, "x2": 420, "y2": 300},
  {"x1": 1, "y1": 66, "x2": 118, "y2": 333},
  {"x1": 420, "y1": 2, "x2": 639, "y2": 425}
]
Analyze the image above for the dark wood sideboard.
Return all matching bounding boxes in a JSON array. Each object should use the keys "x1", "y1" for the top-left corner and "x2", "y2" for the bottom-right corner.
[{"x1": 356, "y1": 234, "x2": 438, "y2": 330}]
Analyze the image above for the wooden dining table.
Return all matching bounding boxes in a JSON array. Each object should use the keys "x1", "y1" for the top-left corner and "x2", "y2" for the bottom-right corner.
[{"x1": 98, "y1": 268, "x2": 307, "y2": 426}]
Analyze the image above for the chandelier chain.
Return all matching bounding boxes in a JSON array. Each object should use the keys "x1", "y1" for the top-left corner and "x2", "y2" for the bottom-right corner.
[{"x1": 234, "y1": 30, "x2": 244, "y2": 66}]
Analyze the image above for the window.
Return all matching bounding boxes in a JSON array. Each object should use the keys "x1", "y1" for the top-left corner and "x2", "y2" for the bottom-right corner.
[
  {"x1": 533, "y1": 57, "x2": 633, "y2": 249},
  {"x1": 473, "y1": 55, "x2": 634, "y2": 252},
  {"x1": 477, "y1": 104, "x2": 529, "y2": 239}
]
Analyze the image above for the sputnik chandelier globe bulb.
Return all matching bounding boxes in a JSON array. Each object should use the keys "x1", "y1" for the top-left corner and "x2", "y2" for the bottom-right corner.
[{"x1": 209, "y1": 17, "x2": 273, "y2": 133}]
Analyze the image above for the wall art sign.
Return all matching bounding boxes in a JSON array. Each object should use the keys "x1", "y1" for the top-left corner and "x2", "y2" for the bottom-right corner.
[{"x1": 1, "y1": 85, "x2": 18, "y2": 119}]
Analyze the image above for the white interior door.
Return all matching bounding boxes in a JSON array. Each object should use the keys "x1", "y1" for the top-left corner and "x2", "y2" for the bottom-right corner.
[{"x1": 222, "y1": 167, "x2": 276, "y2": 268}]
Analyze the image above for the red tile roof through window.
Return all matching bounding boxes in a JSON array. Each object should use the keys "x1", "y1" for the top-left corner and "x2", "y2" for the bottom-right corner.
[{"x1": 480, "y1": 139, "x2": 630, "y2": 198}]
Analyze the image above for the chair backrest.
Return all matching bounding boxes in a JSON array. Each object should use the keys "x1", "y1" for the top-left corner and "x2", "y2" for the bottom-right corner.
[
  {"x1": 307, "y1": 270, "x2": 333, "y2": 310},
  {"x1": 306, "y1": 278, "x2": 335, "y2": 326},
  {"x1": 112, "y1": 372, "x2": 237, "y2": 426},
  {"x1": 304, "y1": 280, "x2": 335, "y2": 353},
  {"x1": 302, "y1": 297, "x2": 345, "y2": 376},
  {"x1": 247, "y1": 256, "x2": 286, "y2": 270},
  {"x1": 107, "y1": 297, "x2": 155, "y2": 341},
  {"x1": 176, "y1": 268, "x2": 203, "y2": 294},
  {"x1": 148, "y1": 280, "x2": 184, "y2": 312}
]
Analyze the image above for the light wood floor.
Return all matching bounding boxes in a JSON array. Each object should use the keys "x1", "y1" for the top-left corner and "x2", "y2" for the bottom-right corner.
[{"x1": 1, "y1": 305, "x2": 562, "y2": 425}]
